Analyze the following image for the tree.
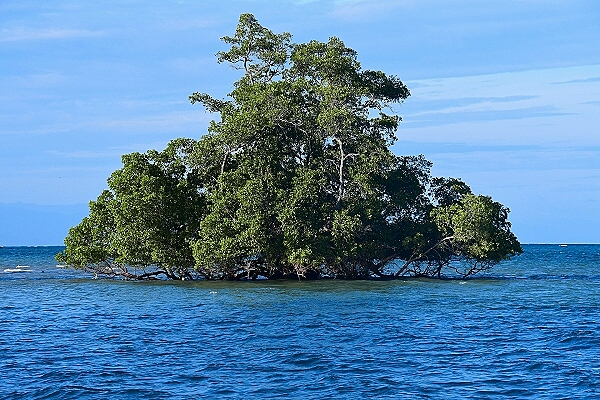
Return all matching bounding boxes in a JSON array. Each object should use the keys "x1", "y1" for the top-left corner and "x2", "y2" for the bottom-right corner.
[
  {"x1": 57, "y1": 139, "x2": 206, "y2": 280},
  {"x1": 57, "y1": 14, "x2": 522, "y2": 280},
  {"x1": 395, "y1": 193, "x2": 522, "y2": 278}
]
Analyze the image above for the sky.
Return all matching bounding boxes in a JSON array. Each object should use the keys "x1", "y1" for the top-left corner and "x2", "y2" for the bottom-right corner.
[{"x1": 1, "y1": 0, "x2": 599, "y2": 245}]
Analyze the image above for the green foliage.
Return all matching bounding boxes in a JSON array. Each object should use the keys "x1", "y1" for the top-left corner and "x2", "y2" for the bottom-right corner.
[
  {"x1": 217, "y1": 13, "x2": 292, "y2": 84},
  {"x1": 432, "y1": 195, "x2": 522, "y2": 269},
  {"x1": 56, "y1": 190, "x2": 115, "y2": 271},
  {"x1": 58, "y1": 14, "x2": 522, "y2": 280},
  {"x1": 57, "y1": 139, "x2": 205, "y2": 280}
]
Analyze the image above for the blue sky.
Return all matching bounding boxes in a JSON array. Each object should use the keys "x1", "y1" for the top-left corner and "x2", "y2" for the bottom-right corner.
[{"x1": 1, "y1": 0, "x2": 599, "y2": 245}]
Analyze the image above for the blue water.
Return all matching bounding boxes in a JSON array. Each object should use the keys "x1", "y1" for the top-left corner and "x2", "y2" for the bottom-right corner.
[{"x1": 1, "y1": 245, "x2": 600, "y2": 398}]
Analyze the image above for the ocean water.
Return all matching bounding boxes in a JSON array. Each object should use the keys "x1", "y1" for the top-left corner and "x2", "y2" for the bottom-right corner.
[{"x1": 1, "y1": 244, "x2": 600, "y2": 399}]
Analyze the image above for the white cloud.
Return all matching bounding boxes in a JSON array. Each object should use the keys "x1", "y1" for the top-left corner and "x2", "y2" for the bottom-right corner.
[
  {"x1": 0, "y1": 27, "x2": 107, "y2": 42},
  {"x1": 171, "y1": 56, "x2": 215, "y2": 73},
  {"x1": 331, "y1": 0, "x2": 401, "y2": 20},
  {"x1": 158, "y1": 17, "x2": 218, "y2": 31},
  {"x1": 96, "y1": 110, "x2": 212, "y2": 132},
  {"x1": 9, "y1": 72, "x2": 66, "y2": 88},
  {"x1": 46, "y1": 139, "x2": 178, "y2": 159},
  {"x1": 398, "y1": 64, "x2": 600, "y2": 144},
  {"x1": 46, "y1": 150, "x2": 124, "y2": 159}
]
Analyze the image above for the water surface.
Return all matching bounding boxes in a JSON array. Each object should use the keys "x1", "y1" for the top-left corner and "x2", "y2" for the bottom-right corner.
[{"x1": 1, "y1": 245, "x2": 599, "y2": 398}]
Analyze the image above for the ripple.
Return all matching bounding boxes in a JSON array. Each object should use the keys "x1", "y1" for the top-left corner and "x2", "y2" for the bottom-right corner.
[{"x1": 2, "y1": 245, "x2": 600, "y2": 398}]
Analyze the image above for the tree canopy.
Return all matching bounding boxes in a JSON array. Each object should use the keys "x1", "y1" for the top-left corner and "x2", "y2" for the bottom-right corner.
[{"x1": 57, "y1": 14, "x2": 522, "y2": 280}]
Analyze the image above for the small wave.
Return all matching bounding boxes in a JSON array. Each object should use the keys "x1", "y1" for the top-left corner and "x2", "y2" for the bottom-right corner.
[
  {"x1": 3, "y1": 267, "x2": 32, "y2": 273},
  {"x1": 470, "y1": 274, "x2": 600, "y2": 282}
]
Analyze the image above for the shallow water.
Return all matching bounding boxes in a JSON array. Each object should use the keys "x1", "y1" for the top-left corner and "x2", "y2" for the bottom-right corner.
[{"x1": 1, "y1": 245, "x2": 599, "y2": 398}]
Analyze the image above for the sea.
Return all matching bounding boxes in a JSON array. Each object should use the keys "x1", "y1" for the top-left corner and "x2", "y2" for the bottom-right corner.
[{"x1": 1, "y1": 244, "x2": 599, "y2": 399}]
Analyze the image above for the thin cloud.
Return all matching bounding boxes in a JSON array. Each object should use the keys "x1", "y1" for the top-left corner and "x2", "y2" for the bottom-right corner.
[
  {"x1": 393, "y1": 140, "x2": 541, "y2": 155},
  {"x1": 405, "y1": 95, "x2": 538, "y2": 114},
  {"x1": 46, "y1": 150, "x2": 123, "y2": 159},
  {"x1": 158, "y1": 17, "x2": 218, "y2": 31},
  {"x1": 551, "y1": 77, "x2": 600, "y2": 84},
  {"x1": 403, "y1": 106, "x2": 571, "y2": 128},
  {"x1": 90, "y1": 111, "x2": 213, "y2": 134},
  {"x1": 10, "y1": 72, "x2": 66, "y2": 88},
  {"x1": 331, "y1": 0, "x2": 409, "y2": 20},
  {"x1": 0, "y1": 27, "x2": 107, "y2": 42},
  {"x1": 47, "y1": 140, "x2": 176, "y2": 159}
]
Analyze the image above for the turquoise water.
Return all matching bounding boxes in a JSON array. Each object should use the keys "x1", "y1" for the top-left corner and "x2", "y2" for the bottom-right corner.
[{"x1": 1, "y1": 245, "x2": 600, "y2": 398}]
